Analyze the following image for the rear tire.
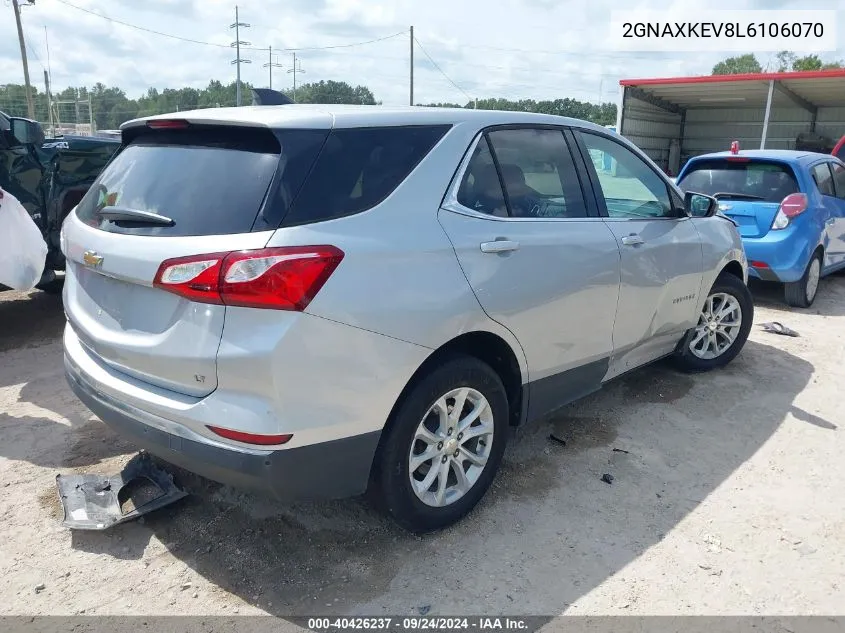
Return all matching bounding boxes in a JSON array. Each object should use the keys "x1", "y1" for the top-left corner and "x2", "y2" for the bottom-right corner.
[
  {"x1": 674, "y1": 273, "x2": 753, "y2": 373},
  {"x1": 369, "y1": 356, "x2": 509, "y2": 533},
  {"x1": 784, "y1": 252, "x2": 821, "y2": 308}
]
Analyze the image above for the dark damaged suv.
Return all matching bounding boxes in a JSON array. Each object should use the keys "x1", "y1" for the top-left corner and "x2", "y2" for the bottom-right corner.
[{"x1": 0, "y1": 111, "x2": 119, "y2": 292}]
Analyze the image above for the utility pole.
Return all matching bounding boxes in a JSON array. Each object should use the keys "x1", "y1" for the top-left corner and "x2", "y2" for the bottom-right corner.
[
  {"x1": 409, "y1": 26, "x2": 414, "y2": 106},
  {"x1": 287, "y1": 53, "x2": 305, "y2": 102},
  {"x1": 229, "y1": 5, "x2": 251, "y2": 106},
  {"x1": 88, "y1": 94, "x2": 94, "y2": 135},
  {"x1": 12, "y1": 0, "x2": 36, "y2": 119},
  {"x1": 263, "y1": 46, "x2": 283, "y2": 90}
]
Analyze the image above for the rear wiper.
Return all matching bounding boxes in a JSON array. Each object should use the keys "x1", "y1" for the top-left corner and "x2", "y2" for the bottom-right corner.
[
  {"x1": 97, "y1": 206, "x2": 174, "y2": 226},
  {"x1": 712, "y1": 192, "x2": 766, "y2": 201}
]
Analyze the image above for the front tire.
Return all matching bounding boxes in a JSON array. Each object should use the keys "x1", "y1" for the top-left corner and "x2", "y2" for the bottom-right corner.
[
  {"x1": 784, "y1": 251, "x2": 821, "y2": 308},
  {"x1": 675, "y1": 273, "x2": 753, "y2": 372},
  {"x1": 369, "y1": 356, "x2": 509, "y2": 533}
]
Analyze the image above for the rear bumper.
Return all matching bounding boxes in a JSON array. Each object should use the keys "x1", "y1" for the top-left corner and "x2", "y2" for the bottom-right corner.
[
  {"x1": 743, "y1": 229, "x2": 816, "y2": 283},
  {"x1": 65, "y1": 352, "x2": 381, "y2": 501}
]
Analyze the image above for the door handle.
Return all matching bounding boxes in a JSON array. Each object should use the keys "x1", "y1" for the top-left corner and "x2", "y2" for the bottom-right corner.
[
  {"x1": 621, "y1": 234, "x2": 645, "y2": 246},
  {"x1": 480, "y1": 240, "x2": 520, "y2": 254}
]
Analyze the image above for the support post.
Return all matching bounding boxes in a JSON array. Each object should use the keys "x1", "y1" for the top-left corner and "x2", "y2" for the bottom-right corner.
[
  {"x1": 616, "y1": 86, "x2": 625, "y2": 134},
  {"x1": 44, "y1": 70, "x2": 53, "y2": 135},
  {"x1": 760, "y1": 80, "x2": 774, "y2": 149}
]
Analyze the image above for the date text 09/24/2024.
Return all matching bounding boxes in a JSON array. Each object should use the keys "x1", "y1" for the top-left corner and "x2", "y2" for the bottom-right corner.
[{"x1": 306, "y1": 617, "x2": 530, "y2": 631}]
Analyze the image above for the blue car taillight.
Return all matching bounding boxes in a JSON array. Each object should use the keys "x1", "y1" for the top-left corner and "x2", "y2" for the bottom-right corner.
[{"x1": 771, "y1": 193, "x2": 809, "y2": 230}]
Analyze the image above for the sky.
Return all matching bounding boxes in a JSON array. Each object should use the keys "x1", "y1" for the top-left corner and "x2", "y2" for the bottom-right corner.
[{"x1": 1, "y1": 0, "x2": 843, "y2": 108}]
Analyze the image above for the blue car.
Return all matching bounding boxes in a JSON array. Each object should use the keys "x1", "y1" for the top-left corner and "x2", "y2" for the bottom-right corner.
[{"x1": 677, "y1": 147, "x2": 845, "y2": 307}]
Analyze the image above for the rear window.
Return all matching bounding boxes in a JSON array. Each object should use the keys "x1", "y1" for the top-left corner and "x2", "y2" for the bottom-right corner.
[
  {"x1": 279, "y1": 125, "x2": 450, "y2": 227},
  {"x1": 677, "y1": 159, "x2": 799, "y2": 203},
  {"x1": 76, "y1": 126, "x2": 326, "y2": 237}
]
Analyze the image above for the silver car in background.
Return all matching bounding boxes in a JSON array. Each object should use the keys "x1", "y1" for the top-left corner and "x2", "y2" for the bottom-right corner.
[{"x1": 62, "y1": 105, "x2": 752, "y2": 532}]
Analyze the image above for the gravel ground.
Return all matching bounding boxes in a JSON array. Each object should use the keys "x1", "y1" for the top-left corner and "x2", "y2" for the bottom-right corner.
[{"x1": 0, "y1": 274, "x2": 843, "y2": 622}]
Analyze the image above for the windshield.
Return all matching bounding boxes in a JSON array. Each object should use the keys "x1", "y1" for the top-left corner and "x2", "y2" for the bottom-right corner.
[{"x1": 677, "y1": 159, "x2": 799, "y2": 203}]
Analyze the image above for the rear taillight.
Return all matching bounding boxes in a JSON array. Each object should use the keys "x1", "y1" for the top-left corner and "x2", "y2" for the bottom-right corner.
[
  {"x1": 153, "y1": 246, "x2": 344, "y2": 310},
  {"x1": 771, "y1": 193, "x2": 809, "y2": 230}
]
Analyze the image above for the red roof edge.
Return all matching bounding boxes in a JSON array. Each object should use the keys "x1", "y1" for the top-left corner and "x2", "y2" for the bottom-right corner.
[{"x1": 619, "y1": 68, "x2": 845, "y2": 87}]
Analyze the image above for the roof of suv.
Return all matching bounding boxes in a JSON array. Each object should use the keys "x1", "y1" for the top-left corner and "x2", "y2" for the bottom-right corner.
[{"x1": 122, "y1": 104, "x2": 610, "y2": 133}]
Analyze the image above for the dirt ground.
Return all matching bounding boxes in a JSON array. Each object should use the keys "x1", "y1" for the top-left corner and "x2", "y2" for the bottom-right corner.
[{"x1": 1, "y1": 274, "x2": 843, "y2": 621}]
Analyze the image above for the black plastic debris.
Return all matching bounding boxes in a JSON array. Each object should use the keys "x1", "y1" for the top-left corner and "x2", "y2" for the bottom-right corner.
[
  {"x1": 600, "y1": 473, "x2": 614, "y2": 485},
  {"x1": 56, "y1": 452, "x2": 187, "y2": 530},
  {"x1": 548, "y1": 434, "x2": 567, "y2": 447},
  {"x1": 612, "y1": 448, "x2": 630, "y2": 454},
  {"x1": 760, "y1": 322, "x2": 800, "y2": 337}
]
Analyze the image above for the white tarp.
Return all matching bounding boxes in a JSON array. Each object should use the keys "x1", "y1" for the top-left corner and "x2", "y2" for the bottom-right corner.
[{"x1": 0, "y1": 190, "x2": 48, "y2": 291}]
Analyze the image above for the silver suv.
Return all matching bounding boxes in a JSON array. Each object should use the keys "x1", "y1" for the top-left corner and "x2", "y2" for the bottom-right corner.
[{"x1": 62, "y1": 105, "x2": 752, "y2": 532}]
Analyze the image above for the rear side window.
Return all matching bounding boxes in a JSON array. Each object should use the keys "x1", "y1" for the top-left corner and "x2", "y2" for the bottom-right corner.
[
  {"x1": 457, "y1": 137, "x2": 508, "y2": 216},
  {"x1": 812, "y1": 163, "x2": 835, "y2": 196},
  {"x1": 280, "y1": 125, "x2": 450, "y2": 227},
  {"x1": 678, "y1": 160, "x2": 799, "y2": 203},
  {"x1": 75, "y1": 126, "x2": 310, "y2": 237},
  {"x1": 832, "y1": 162, "x2": 845, "y2": 200}
]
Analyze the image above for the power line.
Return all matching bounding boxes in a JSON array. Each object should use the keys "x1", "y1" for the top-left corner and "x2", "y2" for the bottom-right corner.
[
  {"x1": 291, "y1": 32, "x2": 405, "y2": 52},
  {"x1": 413, "y1": 36, "x2": 471, "y2": 102},
  {"x1": 452, "y1": 42, "x2": 684, "y2": 61},
  {"x1": 52, "y1": 0, "x2": 405, "y2": 52}
]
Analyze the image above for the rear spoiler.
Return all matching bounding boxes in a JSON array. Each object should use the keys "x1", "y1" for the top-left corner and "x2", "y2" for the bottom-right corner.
[{"x1": 251, "y1": 89, "x2": 294, "y2": 106}]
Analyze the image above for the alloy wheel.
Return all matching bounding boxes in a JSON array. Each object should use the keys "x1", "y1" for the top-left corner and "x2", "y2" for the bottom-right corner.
[
  {"x1": 689, "y1": 292, "x2": 743, "y2": 360},
  {"x1": 408, "y1": 387, "x2": 494, "y2": 508}
]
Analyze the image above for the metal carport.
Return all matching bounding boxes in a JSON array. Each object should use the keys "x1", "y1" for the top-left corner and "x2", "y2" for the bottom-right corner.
[{"x1": 616, "y1": 69, "x2": 845, "y2": 175}]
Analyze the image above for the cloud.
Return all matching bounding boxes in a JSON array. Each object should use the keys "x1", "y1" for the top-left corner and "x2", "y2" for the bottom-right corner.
[{"x1": 1, "y1": 0, "x2": 841, "y2": 109}]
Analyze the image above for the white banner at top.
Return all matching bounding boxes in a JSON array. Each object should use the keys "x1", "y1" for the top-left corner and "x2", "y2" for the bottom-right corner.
[{"x1": 609, "y1": 10, "x2": 838, "y2": 52}]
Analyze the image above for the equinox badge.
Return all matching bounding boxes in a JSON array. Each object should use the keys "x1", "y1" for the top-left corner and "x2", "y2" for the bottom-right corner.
[{"x1": 83, "y1": 250, "x2": 104, "y2": 268}]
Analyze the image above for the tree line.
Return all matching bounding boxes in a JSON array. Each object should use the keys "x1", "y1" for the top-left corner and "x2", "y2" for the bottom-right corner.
[
  {"x1": 712, "y1": 51, "x2": 843, "y2": 75},
  {"x1": 0, "y1": 79, "x2": 616, "y2": 131},
  {"x1": 422, "y1": 98, "x2": 617, "y2": 126}
]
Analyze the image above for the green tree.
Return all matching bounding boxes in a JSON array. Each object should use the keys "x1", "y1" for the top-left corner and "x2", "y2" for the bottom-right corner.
[
  {"x1": 288, "y1": 80, "x2": 376, "y2": 104},
  {"x1": 712, "y1": 54, "x2": 762, "y2": 75},
  {"x1": 792, "y1": 54, "x2": 843, "y2": 71},
  {"x1": 776, "y1": 51, "x2": 797, "y2": 72},
  {"x1": 774, "y1": 51, "x2": 842, "y2": 72}
]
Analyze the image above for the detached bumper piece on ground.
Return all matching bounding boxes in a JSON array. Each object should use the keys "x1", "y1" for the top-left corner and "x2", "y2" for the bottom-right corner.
[{"x1": 56, "y1": 452, "x2": 187, "y2": 530}]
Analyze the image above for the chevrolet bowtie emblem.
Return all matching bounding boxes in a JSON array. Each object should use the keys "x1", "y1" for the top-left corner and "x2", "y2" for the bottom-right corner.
[{"x1": 83, "y1": 250, "x2": 104, "y2": 268}]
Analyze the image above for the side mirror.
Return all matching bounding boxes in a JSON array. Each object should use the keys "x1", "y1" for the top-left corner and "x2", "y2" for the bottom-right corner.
[
  {"x1": 9, "y1": 117, "x2": 45, "y2": 147},
  {"x1": 685, "y1": 191, "x2": 718, "y2": 218}
]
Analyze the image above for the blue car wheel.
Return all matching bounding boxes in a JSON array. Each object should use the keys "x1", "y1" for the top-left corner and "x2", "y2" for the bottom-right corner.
[{"x1": 784, "y1": 251, "x2": 822, "y2": 308}]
